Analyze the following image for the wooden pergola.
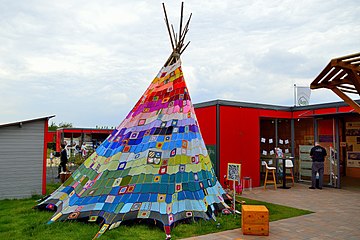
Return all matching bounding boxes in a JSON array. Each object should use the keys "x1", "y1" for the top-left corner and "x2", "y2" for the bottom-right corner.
[{"x1": 310, "y1": 52, "x2": 360, "y2": 113}]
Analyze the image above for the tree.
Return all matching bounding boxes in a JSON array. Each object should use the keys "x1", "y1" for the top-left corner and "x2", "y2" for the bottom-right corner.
[
  {"x1": 59, "y1": 122, "x2": 73, "y2": 128},
  {"x1": 48, "y1": 121, "x2": 73, "y2": 131},
  {"x1": 48, "y1": 121, "x2": 58, "y2": 131}
]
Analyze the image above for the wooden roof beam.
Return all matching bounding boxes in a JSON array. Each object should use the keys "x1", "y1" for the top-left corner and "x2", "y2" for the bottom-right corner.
[
  {"x1": 313, "y1": 80, "x2": 352, "y2": 90},
  {"x1": 338, "y1": 88, "x2": 358, "y2": 94},
  {"x1": 327, "y1": 77, "x2": 353, "y2": 86},
  {"x1": 334, "y1": 52, "x2": 360, "y2": 61},
  {"x1": 311, "y1": 52, "x2": 360, "y2": 114},
  {"x1": 337, "y1": 84, "x2": 358, "y2": 94},
  {"x1": 318, "y1": 67, "x2": 343, "y2": 83},
  {"x1": 311, "y1": 63, "x2": 333, "y2": 85},
  {"x1": 332, "y1": 59, "x2": 360, "y2": 72},
  {"x1": 343, "y1": 56, "x2": 360, "y2": 64},
  {"x1": 347, "y1": 69, "x2": 360, "y2": 93},
  {"x1": 338, "y1": 84, "x2": 357, "y2": 90},
  {"x1": 331, "y1": 86, "x2": 360, "y2": 114},
  {"x1": 310, "y1": 68, "x2": 343, "y2": 89}
]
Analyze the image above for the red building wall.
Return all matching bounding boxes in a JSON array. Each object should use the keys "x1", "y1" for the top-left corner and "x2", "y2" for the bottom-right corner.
[
  {"x1": 318, "y1": 119, "x2": 334, "y2": 136},
  {"x1": 45, "y1": 131, "x2": 56, "y2": 143},
  {"x1": 258, "y1": 109, "x2": 292, "y2": 118},
  {"x1": 220, "y1": 106, "x2": 261, "y2": 186},
  {"x1": 221, "y1": 106, "x2": 294, "y2": 187},
  {"x1": 194, "y1": 106, "x2": 216, "y2": 145},
  {"x1": 314, "y1": 107, "x2": 337, "y2": 115}
]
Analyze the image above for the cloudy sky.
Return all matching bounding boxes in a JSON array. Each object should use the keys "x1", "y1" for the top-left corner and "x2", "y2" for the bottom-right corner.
[{"x1": 1, "y1": 0, "x2": 359, "y2": 127}]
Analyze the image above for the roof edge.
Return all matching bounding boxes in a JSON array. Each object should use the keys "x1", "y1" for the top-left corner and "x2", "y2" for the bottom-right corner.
[
  {"x1": 194, "y1": 99, "x2": 291, "y2": 111},
  {"x1": 57, "y1": 127, "x2": 114, "y2": 131},
  {"x1": 193, "y1": 99, "x2": 360, "y2": 112},
  {"x1": 0, "y1": 115, "x2": 55, "y2": 128}
]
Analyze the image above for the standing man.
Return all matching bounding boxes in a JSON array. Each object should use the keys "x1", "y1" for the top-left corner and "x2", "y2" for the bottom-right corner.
[
  {"x1": 58, "y1": 143, "x2": 68, "y2": 178},
  {"x1": 309, "y1": 142, "x2": 327, "y2": 189},
  {"x1": 81, "y1": 142, "x2": 88, "y2": 159}
]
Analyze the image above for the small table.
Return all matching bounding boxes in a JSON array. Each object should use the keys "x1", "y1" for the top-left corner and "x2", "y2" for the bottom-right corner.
[{"x1": 279, "y1": 157, "x2": 293, "y2": 189}]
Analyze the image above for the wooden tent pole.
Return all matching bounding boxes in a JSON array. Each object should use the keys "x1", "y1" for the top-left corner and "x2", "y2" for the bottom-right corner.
[
  {"x1": 179, "y1": 2, "x2": 184, "y2": 41},
  {"x1": 180, "y1": 41, "x2": 191, "y2": 54},
  {"x1": 180, "y1": 13, "x2": 192, "y2": 40},
  {"x1": 162, "y1": 2, "x2": 191, "y2": 67},
  {"x1": 171, "y1": 24, "x2": 177, "y2": 46},
  {"x1": 162, "y1": 3, "x2": 175, "y2": 50}
]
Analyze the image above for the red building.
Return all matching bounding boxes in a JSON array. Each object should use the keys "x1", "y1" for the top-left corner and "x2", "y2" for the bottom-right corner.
[
  {"x1": 194, "y1": 99, "x2": 360, "y2": 189},
  {"x1": 44, "y1": 100, "x2": 359, "y2": 190},
  {"x1": 53, "y1": 128, "x2": 113, "y2": 152}
]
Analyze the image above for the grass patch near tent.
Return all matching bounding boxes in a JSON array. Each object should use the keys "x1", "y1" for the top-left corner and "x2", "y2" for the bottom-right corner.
[
  {"x1": 236, "y1": 197, "x2": 313, "y2": 222},
  {"x1": 0, "y1": 185, "x2": 312, "y2": 240}
]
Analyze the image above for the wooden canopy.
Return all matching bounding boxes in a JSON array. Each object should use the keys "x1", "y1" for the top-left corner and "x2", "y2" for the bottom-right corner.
[{"x1": 310, "y1": 52, "x2": 360, "y2": 113}]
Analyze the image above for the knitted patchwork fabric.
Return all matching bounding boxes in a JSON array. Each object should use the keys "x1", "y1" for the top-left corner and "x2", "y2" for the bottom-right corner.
[{"x1": 36, "y1": 60, "x2": 230, "y2": 238}]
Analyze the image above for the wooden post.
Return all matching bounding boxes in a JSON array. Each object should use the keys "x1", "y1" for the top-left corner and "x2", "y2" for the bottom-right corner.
[
  {"x1": 331, "y1": 87, "x2": 360, "y2": 113},
  {"x1": 233, "y1": 180, "x2": 236, "y2": 211}
]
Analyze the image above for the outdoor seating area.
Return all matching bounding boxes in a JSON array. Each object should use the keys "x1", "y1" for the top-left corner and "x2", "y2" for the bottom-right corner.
[
  {"x1": 263, "y1": 161, "x2": 277, "y2": 190},
  {"x1": 261, "y1": 157, "x2": 296, "y2": 189}
]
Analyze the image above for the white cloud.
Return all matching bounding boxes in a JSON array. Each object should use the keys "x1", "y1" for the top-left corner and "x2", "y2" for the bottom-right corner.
[{"x1": 0, "y1": 0, "x2": 359, "y2": 127}]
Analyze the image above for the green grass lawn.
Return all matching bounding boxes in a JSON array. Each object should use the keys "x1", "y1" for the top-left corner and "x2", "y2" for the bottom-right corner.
[{"x1": 0, "y1": 184, "x2": 312, "y2": 240}]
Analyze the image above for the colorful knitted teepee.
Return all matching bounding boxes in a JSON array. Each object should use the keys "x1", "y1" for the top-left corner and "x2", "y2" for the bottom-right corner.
[{"x1": 36, "y1": 3, "x2": 230, "y2": 239}]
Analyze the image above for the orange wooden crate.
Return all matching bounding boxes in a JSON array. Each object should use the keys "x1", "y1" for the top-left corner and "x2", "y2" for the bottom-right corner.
[{"x1": 241, "y1": 205, "x2": 269, "y2": 236}]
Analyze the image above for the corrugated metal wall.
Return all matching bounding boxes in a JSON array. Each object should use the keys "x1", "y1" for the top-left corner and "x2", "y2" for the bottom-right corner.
[{"x1": 0, "y1": 120, "x2": 44, "y2": 199}]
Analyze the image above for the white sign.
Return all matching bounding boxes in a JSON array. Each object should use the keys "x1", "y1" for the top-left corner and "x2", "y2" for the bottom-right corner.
[
  {"x1": 347, "y1": 152, "x2": 360, "y2": 168},
  {"x1": 296, "y1": 86, "x2": 311, "y2": 106},
  {"x1": 227, "y1": 163, "x2": 241, "y2": 181}
]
